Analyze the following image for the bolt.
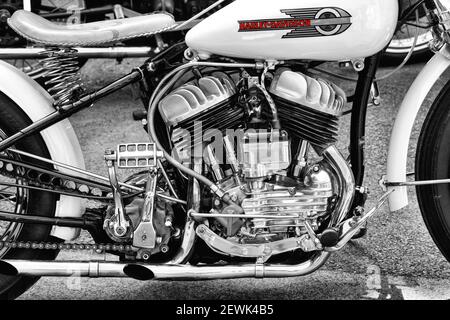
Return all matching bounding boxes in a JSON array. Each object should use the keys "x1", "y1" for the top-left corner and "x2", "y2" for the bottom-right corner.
[
  {"x1": 354, "y1": 206, "x2": 365, "y2": 217},
  {"x1": 339, "y1": 61, "x2": 352, "y2": 68},
  {"x1": 0, "y1": 10, "x2": 10, "y2": 23},
  {"x1": 173, "y1": 228, "x2": 182, "y2": 239},
  {"x1": 142, "y1": 234, "x2": 147, "y2": 241},
  {"x1": 288, "y1": 187, "x2": 297, "y2": 196},
  {"x1": 147, "y1": 62, "x2": 156, "y2": 72},
  {"x1": 198, "y1": 226, "x2": 205, "y2": 234},
  {"x1": 231, "y1": 194, "x2": 238, "y2": 202},
  {"x1": 313, "y1": 166, "x2": 320, "y2": 173},
  {"x1": 349, "y1": 219, "x2": 358, "y2": 228},
  {"x1": 160, "y1": 245, "x2": 169, "y2": 253},
  {"x1": 214, "y1": 199, "x2": 221, "y2": 207},
  {"x1": 115, "y1": 226, "x2": 126, "y2": 236},
  {"x1": 142, "y1": 252, "x2": 151, "y2": 260},
  {"x1": 165, "y1": 218, "x2": 173, "y2": 228}
]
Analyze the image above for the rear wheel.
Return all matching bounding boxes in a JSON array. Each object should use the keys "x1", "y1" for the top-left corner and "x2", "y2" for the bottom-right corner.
[
  {"x1": 0, "y1": 92, "x2": 59, "y2": 299},
  {"x1": 416, "y1": 80, "x2": 450, "y2": 262}
]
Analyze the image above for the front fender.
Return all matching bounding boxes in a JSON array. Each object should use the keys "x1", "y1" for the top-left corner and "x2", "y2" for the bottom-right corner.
[
  {"x1": 0, "y1": 60, "x2": 85, "y2": 241},
  {"x1": 387, "y1": 45, "x2": 450, "y2": 212}
]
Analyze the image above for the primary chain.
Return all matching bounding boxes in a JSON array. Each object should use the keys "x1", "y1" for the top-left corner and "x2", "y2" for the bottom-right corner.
[{"x1": 0, "y1": 240, "x2": 134, "y2": 253}]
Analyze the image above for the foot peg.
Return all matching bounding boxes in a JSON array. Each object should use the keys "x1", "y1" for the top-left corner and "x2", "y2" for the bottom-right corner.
[{"x1": 116, "y1": 143, "x2": 162, "y2": 169}]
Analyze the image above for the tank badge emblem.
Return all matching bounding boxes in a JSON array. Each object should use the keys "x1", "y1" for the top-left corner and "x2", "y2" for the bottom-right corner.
[{"x1": 238, "y1": 7, "x2": 352, "y2": 38}]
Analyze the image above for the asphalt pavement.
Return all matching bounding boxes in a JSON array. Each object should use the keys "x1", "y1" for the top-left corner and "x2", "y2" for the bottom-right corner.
[{"x1": 18, "y1": 58, "x2": 450, "y2": 300}]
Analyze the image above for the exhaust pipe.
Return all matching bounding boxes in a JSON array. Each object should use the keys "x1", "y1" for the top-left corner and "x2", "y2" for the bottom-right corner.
[
  {"x1": 0, "y1": 252, "x2": 329, "y2": 280},
  {"x1": 0, "y1": 260, "x2": 129, "y2": 278}
]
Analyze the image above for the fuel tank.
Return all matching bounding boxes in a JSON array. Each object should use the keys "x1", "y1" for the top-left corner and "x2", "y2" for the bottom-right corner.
[{"x1": 186, "y1": 0, "x2": 399, "y2": 61}]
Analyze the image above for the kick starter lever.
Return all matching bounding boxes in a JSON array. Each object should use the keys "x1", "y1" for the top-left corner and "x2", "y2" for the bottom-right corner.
[{"x1": 104, "y1": 149, "x2": 130, "y2": 238}]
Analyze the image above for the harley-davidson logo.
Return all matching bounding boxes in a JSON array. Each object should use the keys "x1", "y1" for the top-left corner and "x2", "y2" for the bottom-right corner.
[{"x1": 238, "y1": 7, "x2": 352, "y2": 38}]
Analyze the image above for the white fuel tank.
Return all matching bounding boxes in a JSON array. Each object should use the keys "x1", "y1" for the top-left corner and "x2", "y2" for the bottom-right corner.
[{"x1": 186, "y1": 0, "x2": 399, "y2": 61}]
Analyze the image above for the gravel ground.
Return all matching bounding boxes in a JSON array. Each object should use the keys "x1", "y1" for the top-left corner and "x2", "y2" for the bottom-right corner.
[{"x1": 17, "y1": 57, "x2": 450, "y2": 300}]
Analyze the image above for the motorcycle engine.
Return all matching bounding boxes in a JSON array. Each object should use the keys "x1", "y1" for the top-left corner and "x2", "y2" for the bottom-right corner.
[{"x1": 158, "y1": 67, "x2": 346, "y2": 247}]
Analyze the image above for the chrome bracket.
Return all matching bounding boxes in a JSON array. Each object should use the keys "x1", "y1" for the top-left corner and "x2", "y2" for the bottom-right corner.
[
  {"x1": 379, "y1": 174, "x2": 450, "y2": 191},
  {"x1": 104, "y1": 149, "x2": 130, "y2": 238},
  {"x1": 370, "y1": 81, "x2": 381, "y2": 106},
  {"x1": 113, "y1": 4, "x2": 125, "y2": 19},
  {"x1": 133, "y1": 169, "x2": 159, "y2": 249},
  {"x1": 325, "y1": 190, "x2": 393, "y2": 252},
  {"x1": 303, "y1": 221, "x2": 323, "y2": 251},
  {"x1": 196, "y1": 224, "x2": 321, "y2": 261}
]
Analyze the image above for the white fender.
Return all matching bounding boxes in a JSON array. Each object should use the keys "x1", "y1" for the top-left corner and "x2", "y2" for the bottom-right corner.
[
  {"x1": 387, "y1": 45, "x2": 450, "y2": 212},
  {"x1": 0, "y1": 60, "x2": 85, "y2": 240}
]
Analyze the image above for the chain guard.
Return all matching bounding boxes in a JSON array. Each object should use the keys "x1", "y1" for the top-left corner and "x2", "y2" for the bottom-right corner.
[{"x1": 0, "y1": 154, "x2": 128, "y2": 201}]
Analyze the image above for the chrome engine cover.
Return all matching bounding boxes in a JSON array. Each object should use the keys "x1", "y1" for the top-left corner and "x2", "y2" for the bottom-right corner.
[
  {"x1": 240, "y1": 130, "x2": 291, "y2": 178},
  {"x1": 215, "y1": 163, "x2": 336, "y2": 244},
  {"x1": 157, "y1": 67, "x2": 353, "y2": 257},
  {"x1": 269, "y1": 69, "x2": 347, "y2": 116},
  {"x1": 158, "y1": 74, "x2": 237, "y2": 127}
]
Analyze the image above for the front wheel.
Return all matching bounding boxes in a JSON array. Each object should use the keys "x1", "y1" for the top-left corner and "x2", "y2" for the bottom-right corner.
[
  {"x1": 383, "y1": 2, "x2": 433, "y2": 65},
  {"x1": 384, "y1": 30, "x2": 433, "y2": 65},
  {"x1": 416, "y1": 80, "x2": 450, "y2": 262},
  {"x1": 0, "y1": 92, "x2": 60, "y2": 299}
]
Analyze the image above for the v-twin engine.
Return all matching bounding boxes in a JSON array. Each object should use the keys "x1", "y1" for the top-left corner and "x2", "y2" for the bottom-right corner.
[{"x1": 158, "y1": 67, "x2": 354, "y2": 257}]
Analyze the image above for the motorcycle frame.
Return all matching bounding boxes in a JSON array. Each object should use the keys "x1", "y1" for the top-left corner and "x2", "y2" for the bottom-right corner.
[
  {"x1": 0, "y1": 0, "x2": 444, "y2": 238},
  {"x1": 0, "y1": 47, "x2": 380, "y2": 218}
]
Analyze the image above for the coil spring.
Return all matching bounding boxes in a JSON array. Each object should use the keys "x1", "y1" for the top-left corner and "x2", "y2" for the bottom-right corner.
[{"x1": 38, "y1": 47, "x2": 84, "y2": 106}]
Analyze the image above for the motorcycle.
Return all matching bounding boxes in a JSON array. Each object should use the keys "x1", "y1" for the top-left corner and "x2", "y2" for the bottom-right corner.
[{"x1": 0, "y1": 0, "x2": 449, "y2": 299}]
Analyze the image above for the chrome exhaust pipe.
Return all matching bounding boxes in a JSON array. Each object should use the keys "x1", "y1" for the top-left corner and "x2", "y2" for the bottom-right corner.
[
  {"x1": 322, "y1": 146, "x2": 356, "y2": 227},
  {"x1": 0, "y1": 260, "x2": 128, "y2": 278},
  {"x1": 0, "y1": 47, "x2": 155, "y2": 60},
  {"x1": 125, "y1": 252, "x2": 330, "y2": 281},
  {"x1": 0, "y1": 252, "x2": 329, "y2": 280}
]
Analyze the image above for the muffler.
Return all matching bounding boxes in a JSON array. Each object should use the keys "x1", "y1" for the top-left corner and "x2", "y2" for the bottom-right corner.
[
  {"x1": 0, "y1": 260, "x2": 128, "y2": 278},
  {"x1": 0, "y1": 252, "x2": 329, "y2": 280}
]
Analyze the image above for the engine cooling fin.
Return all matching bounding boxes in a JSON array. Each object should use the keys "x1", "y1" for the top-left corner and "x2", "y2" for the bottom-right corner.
[
  {"x1": 172, "y1": 97, "x2": 244, "y2": 148},
  {"x1": 267, "y1": 69, "x2": 346, "y2": 149},
  {"x1": 269, "y1": 95, "x2": 339, "y2": 149},
  {"x1": 159, "y1": 74, "x2": 243, "y2": 154}
]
